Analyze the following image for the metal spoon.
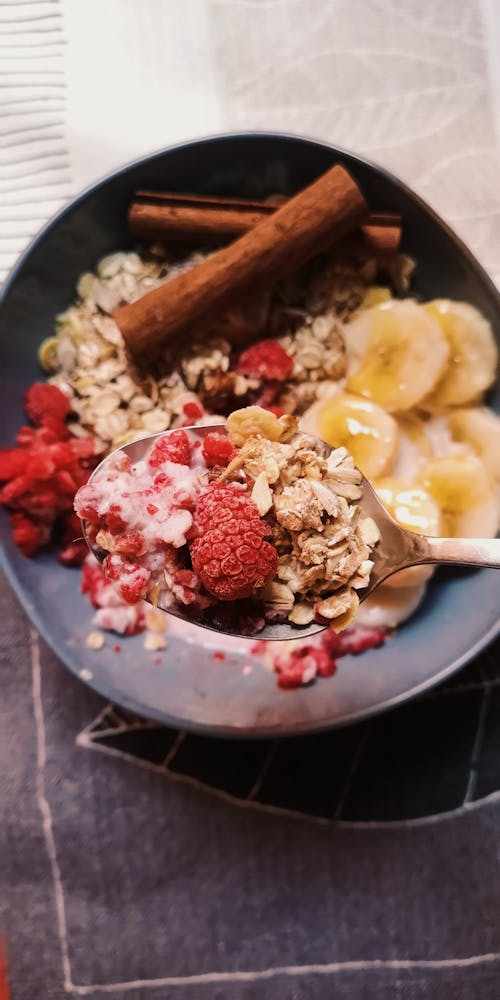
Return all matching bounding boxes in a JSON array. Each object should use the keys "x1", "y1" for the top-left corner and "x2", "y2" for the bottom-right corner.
[{"x1": 83, "y1": 425, "x2": 500, "y2": 640}]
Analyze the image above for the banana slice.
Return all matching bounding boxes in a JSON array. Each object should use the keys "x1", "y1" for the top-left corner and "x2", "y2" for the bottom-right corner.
[
  {"x1": 374, "y1": 477, "x2": 442, "y2": 587},
  {"x1": 417, "y1": 453, "x2": 497, "y2": 536},
  {"x1": 361, "y1": 285, "x2": 392, "y2": 309},
  {"x1": 314, "y1": 392, "x2": 398, "y2": 479},
  {"x1": 392, "y1": 413, "x2": 433, "y2": 479},
  {"x1": 424, "y1": 300, "x2": 497, "y2": 408},
  {"x1": 356, "y1": 582, "x2": 427, "y2": 628},
  {"x1": 448, "y1": 407, "x2": 500, "y2": 482},
  {"x1": 345, "y1": 300, "x2": 450, "y2": 411}
]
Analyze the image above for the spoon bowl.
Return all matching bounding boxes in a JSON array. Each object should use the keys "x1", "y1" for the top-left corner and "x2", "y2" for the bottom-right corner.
[{"x1": 83, "y1": 426, "x2": 500, "y2": 640}]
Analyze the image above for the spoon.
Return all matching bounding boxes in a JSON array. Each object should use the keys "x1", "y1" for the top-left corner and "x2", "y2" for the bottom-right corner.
[{"x1": 83, "y1": 425, "x2": 500, "y2": 640}]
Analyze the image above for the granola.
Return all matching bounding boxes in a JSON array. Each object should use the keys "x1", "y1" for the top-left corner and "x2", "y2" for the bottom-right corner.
[{"x1": 224, "y1": 408, "x2": 379, "y2": 631}]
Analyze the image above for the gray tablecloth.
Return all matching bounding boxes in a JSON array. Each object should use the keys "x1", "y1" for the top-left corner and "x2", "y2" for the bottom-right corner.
[{"x1": 2, "y1": 572, "x2": 500, "y2": 1000}]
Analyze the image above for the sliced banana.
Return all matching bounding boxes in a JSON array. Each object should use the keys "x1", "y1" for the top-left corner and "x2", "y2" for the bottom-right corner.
[
  {"x1": 417, "y1": 453, "x2": 496, "y2": 536},
  {"x1": 392, "y1": 413, "x2": 433, "y2": 479},
  {"x1": 457, "y1": 495, "x2": 499, "y2": 539},
  {"x1": 356, "y1": 582, "x2": 427, "y2": 628},
  {"x1": 361, "y1": 285, "x2": 392, "y2": 309},
  {"x1": 448, "y1": 407, "x2": 500, "y2": 482},
  {"x1": 424, "y1": 300, "x2": 497, "y2": 408},
  {"x1": 314, "y1": 392, "x2": 398, "y2": 480},
  {"x1": 374, "y1": 477, "x2": 441, "y2": 587},
  {"x1": 345, "y1": 300, "x2": 450, "y2": 412}
]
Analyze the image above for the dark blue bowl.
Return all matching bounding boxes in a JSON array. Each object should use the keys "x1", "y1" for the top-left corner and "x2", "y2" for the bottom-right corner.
[{"x1": 1, "y1": 132, "x2": 499, "y2": 736}]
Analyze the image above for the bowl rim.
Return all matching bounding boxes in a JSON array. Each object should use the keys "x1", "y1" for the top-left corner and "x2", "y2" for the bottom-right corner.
[
  {"x1": 0, "y1": 130, "x2": 499, "y2": 736},
  {"x1": 1, "y1": 129, "x2": 499, "y2": 308}
]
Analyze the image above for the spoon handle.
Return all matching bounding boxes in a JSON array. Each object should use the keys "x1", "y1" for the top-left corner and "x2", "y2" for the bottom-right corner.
[{"x1": 421, "y1": 536, "x2": 500, "y2": 570}]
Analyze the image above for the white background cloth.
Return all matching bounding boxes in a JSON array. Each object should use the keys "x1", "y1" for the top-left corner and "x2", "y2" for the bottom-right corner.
[{"x1": 1, "y1": 0, "x2": 500, "y2": 286}]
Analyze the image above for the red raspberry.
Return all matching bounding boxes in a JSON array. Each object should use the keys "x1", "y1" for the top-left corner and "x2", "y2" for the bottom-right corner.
[
  {"x1": 10, "y1": 513, "x2": 45, "y2": 556},
  {"x1": 236, "y1": 339, "x2": 293, "y2": 381},
  {"x1": 104, "y1": 554, "x2": 151, "y2": 604},
  {"x1": 182, "y1": 400, "x2": 204, "y2": 421},
  {"x1": 0, "y1": 475, "x2": 32, "y2": 503},
  {"x1": 323, "y1": 625, "x2": 388, "y2": 657},
  {"x1": 148, "y1": 430, "x2": 192, "y2": 468},
  {"x1": 153, "y1": 472, "x2": 173, "y2": 491},
  {"x1": 81, "y1": 556, "x2": 107, "y2": 605},
  {"x1": 26, "y1": 453, "x2": 56, "y2": 480},
  {"x1": 113, "y1": 531, "x2": 146, "y2": 557},
  {"x1": 274, "y1": 644, "x2": 336, "y2": 690},
  {"x1": 24, "y1": 383, "x2": 71, "y2": 425},
  {"x1": 174, "y1": 569, "x2": 199, "y2": 589},
  {"x1": 73, "y1": 484, "x2": 100, "y2": 523},
  {"x1": 58, "y1": 540, "x2": 87, "y2": 566},
  {"x1": 202, "y1": 433, "x2": 236, "y2": 468},
  {"x1": 41, "y1": 415, "x2": 71, "y2": 440},
  {"x1": 190, "y1": 482, "x2": 277, "y2": 602},
  {"x1": 0, "y1": 448, "x2": 27, "y2": 481},
  {"x1": 16, "y1": 426, "x2": 37, "y2": 448},
  {"x1": 106, "y1": 504, "x2": 127, "y2": 534}
]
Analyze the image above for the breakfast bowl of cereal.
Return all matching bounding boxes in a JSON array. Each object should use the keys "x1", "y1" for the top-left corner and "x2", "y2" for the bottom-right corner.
[{"x1": 0, "y1": 133, "x2": 498, "y2": 734}]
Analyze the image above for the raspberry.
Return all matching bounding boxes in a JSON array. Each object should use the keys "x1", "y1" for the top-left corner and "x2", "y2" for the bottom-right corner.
[
  {"x1": 58, "y1": 540, "x2": 87, "y2": 566},
  {"x1": 104, "y1": 554, "x2": 151, "y2": 604},
  {"x1": 0, "y1": 448, "x2": 27, "y2": 481},
  {"x1": 323, "y1": 625, "x2": 388, "y2": 657},
  {"x1": 274, "y1": 645, "x2": 336, "y2": 690},
  {"x1": 10, "y1": 513, "x2": 45, "y2": 556},
  {"x1": 74, "y1": 484, "x2": 100, "y2": 523},
  {"x1": 190, "y1": 482, "x2": 277, "y2": 601},
  {"x1": 153, "y1": 472, "x2": 173, "y2": 491},
  {"x1": 113, "y1": 531, "x2": 146, "y2": 557},
  {"x1": 182, "y1": 400, "x2": 204, "y2": 421},
  {"x1": 41, "y1": 415, "x2": 71, "y2": 440},
  {"x1": 148, "y1": 430, "x2": 191, "y2": 468},
  {"x1": 81, "y1": 556, "x2": 108, "y2": 606},
  {"x1": 24, "y1": 383, "x2": 71, "y2": 425},
  {"x1": 0, "y1": 475, "x2": 32, "y2": 503},
  {"x1": 202, "y1": 433, "x2": 236, "y2": 468},
  {"x1": 106, "y1": 504, "x2": 127, "y2": 534},
  {"x1": 236, "y1": 339, "x2": 293, "y2": 382}
]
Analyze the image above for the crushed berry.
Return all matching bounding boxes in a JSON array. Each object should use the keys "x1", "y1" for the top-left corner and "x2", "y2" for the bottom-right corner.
[
  {"x1": 148, "y1": 430, "x2": 192, "y2": 468},
  {"x1": 0, "y1": 448, "x2": 29, "y2": 481},
  {"x1": 10, "y1": 513, "x2": 46, "y2": 557},
  {"x1": 0, "y1": 383, "x2": 99, "y2": 560},
  {"x1": 202, "y1": 432, "x2": 236, "y2": 468},
  {"x1": 237, "y1": 339, "x2": 293, "y2": 382},
  {"x1": 183, "y1": 400, "x2": 204, "y2": 421},
  {"x1": 24, "y1": 383, "x2": 72, "y2": 425},
  {"x1": 271, "y1": 625, "x2": 390, "y2": 689}
]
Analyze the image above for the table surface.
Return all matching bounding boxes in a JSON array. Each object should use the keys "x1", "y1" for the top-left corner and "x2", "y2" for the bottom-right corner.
[{"x1": 1, "y1": 2, "x2": 500, "y2": 998}]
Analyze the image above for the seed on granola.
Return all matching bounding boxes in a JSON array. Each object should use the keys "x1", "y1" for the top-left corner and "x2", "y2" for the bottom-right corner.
[{"x1": 251, "y1": 471, "x2": 273, "y2": 515}]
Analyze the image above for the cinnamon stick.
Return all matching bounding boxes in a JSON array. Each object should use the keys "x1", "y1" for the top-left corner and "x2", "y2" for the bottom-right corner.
[
  {"x1": 129, "y1": 190, "x2": 401, "y2": 254},
  {"x1": 129, "y1": 190, "x2": 274, "y2": 243},
  {"x1": 115, "y1": 164, "x2": 367, "y2": 358}
]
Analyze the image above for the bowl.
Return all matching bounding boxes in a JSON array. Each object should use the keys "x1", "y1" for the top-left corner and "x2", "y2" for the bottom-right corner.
[{"x1": 0, "y1": 132, "x2": 499, "y2": 736}]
